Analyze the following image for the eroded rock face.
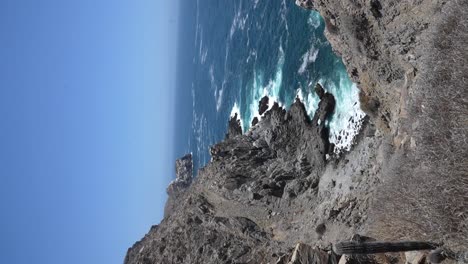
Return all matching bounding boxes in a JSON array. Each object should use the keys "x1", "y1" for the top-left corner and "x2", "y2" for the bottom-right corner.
[
  {"x1": 125, "y1": 91, "x2": 344, "y2": 264},
  {"x1": 166, "y1": 154, "x2": 193, "y2": 196},
  {"x1": 314, "y1": 83, "x2": 325, "y2": 100},
  {"x1": 295, "y1": 0, "x2": 447, "y2": 132},
  {"x1": 164, "y1": 154, "x2": 193, "y2": 217}
]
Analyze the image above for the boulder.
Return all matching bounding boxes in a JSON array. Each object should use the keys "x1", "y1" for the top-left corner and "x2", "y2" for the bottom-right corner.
[
  {"x1": 259, "y1": 96, "x2": 270, "y2": 115},
  {"x1": 315, "y1": 83, "x2": 325, "y2": 99},
  {"x1": 405, "y1": 251, "x2": 426, "y2": 264},
  {"x1": 288, "y1": 243, "x2": 329, "y2": 264}
]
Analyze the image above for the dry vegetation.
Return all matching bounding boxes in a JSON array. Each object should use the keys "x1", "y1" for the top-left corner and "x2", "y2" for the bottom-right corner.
[{"x1": 371, "y1": 0, "x2": 468, "y2": 250}]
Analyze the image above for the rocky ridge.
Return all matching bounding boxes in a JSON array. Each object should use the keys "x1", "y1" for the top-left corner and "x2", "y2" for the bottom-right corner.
[{"x1": 126, "y1": 85, "x2": 364, "y2": 263}]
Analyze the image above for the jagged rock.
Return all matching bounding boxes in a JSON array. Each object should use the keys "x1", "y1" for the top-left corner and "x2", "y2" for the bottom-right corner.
[
  {"x1": 175, "y1": 154, "x2": 193, "y2": 182},
  {"x1": 283, "y1": 179, "x2": 305, "y2": 199},
  {"x1": 315, "y1": 83, "x2": 325, "y2": 99},
  {"x1": 164, "y1": 154, "x2": 194, "y2": 217},
  {"x1": 338, "y1": 255, "x2": 347, "y2": 264},
  {"x1": 314, "y1": 93, "x2": 335, "y2": 125},
  {"x1": 277, "y1": 254, "x2": 291, "y2": 264},
  {"x1": 405, "y1": 251, "x2": 426, "y2": 264},
  {"x1": 251, "y1": 116, "x2": 259, "y2": 127},
  {"x1": 249, "y1": 192, "x2": 263, "y2": 200},
  {"x1": 126, "y1": 90, "x2": 339, "y2": 264},
  {"x1": 166, "y1": 153, "x2": 193, "y2": 196},
  {"x1": 226, "y1": 113, "x2": 243, "y2": 139},
  {"x1": 288, "y1": 243, "x2": 329, "y2": 264},
  {"x1": 259, "y1": 96, "x2": 270, "y2": 115}
]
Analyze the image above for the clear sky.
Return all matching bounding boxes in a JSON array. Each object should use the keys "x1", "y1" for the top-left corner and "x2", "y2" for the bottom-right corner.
[{"x1": 0, "y1": 0, "x2": 179, "y2": 263}]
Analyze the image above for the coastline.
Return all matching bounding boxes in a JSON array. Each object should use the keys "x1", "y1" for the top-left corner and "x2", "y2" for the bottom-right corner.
[{"x1": 125, "y1": 0, "x2": 468, "y2": 263}]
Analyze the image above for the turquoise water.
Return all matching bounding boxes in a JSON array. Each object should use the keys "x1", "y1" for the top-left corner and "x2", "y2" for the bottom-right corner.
[{"x1": 176, "y1": 0, "x2": 365, "y2": 173}]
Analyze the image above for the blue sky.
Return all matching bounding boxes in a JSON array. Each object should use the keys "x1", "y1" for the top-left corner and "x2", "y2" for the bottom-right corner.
[{"x1": 0, "y1": 0, "x2": 179, "y2": 263}]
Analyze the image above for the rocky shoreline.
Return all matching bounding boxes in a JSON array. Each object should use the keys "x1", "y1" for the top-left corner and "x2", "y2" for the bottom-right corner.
[{"x1": 125, "y1": 0, "x2": 468, "y2": 263}]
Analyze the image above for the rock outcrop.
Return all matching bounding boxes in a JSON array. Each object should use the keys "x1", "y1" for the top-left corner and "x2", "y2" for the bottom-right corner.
[
  {"x1": 166, "y1": 153, "x2": 193, "y2": 196},
  {"x1": 258, "y1": 96, "x2": 270, "y2": 116},
  {"x1": 164, "y1": 154, "x2": 193, "y2": 217},
  {"x1": 125, "y1": 87, "x2": 345, "y2": 263},
  {"x1": 226, "y1": 113, "x2": 243, "y2": 139}
]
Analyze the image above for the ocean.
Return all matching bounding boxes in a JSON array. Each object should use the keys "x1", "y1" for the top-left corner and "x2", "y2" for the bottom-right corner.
[{"x1": 174, "y1": 0, "x2": 365, "y2": 174}]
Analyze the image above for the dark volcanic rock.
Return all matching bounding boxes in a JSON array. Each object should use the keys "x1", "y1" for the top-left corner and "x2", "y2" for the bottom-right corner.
[
  {"x1": 251, "y1": 117, "x2": 259, "y2": 127},
  {"x1": 226, "y1": 113, "x2": 243, "y2": 139},
  {"x1": 314, "y1": 83, "x2": 325, "y2": 99},
  {"x1": 258, "y1": 96, "x2": 269, "y2": 115}
]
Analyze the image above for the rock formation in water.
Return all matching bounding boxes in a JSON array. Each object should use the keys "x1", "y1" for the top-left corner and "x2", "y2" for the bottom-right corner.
[
  {"x1": 125, "y1": 0, "x2": 468, "y2": 263},
  {"x1": 226, "y1": 113, "x2": 243, "y2": 139},
  {"x1": 258, "y1": 96, "x2": 270, "y2": 116}
]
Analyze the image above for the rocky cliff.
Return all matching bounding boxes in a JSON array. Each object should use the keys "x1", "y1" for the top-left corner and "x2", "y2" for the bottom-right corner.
[
  {"x1": 125, "y1": 0, "x2": 468, "y2": 263},
  {"x1": 295, "y1": 0, "x2": 468, "y2": 246}
]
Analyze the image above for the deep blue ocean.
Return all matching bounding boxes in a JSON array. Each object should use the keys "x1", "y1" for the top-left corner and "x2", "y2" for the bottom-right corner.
[{"x1": 174, "y1": 0, "x2": 365, "y2": 174}]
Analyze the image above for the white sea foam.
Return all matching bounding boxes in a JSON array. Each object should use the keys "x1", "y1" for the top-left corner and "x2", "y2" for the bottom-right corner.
[
  {"x1": 254, "y1": 0, "x2": 260, "y2": 9},
  {"x1": 268, "y1": 45, "x2": 285, "y2": 100},
  {"x1": 298, "y1": 46, "x2": 319, "y2": 74},
  {"x1": 307, "y1": 11, "x2": 322, "y2": 29},
  {"x1": 201, "y1": 49, "x2": 208, "y2": 64},
  {"x1": 192, "y1": 111, "x2": 209, "y2": 164},
  {"x1": 191, "y1": 83, "x2": 196, "y2": 109},
  {"x1": 215, "y1": 88, "x2": 224, "y2": 112},
  {"x1": 247, "y1": 71, "x2": 265, "y2": 127},
  {"x1": 194, "y1": 0, "x2": 200, "y2": 45},
  {"x1": 209, "y1": 65, "x2": 224, "y2": 112},
  {"x1": 239, "y1": 45, "x2": 286, "y2": 132},
  {"x1": 298, "y1": 74, "x2": 365, "y2": 154},
  {"x1": 305, "y1": 90, "x2": 320, "y2": 117},
  {"x1": 246, "y1": 50, "x2": 257, "y2": 64},
  {"x1": 230, "y1": 3, "x2": 248, "y2": 39},
  {"x1": 323, "y1": 74, "x2": 365, "y2": 153},
  {"x1": 329, "y1": 89, "x2": 366, "y2": 152},
  {"x1": 230, "y1": 101, "x2": 241, "y2": 118},
  {"x1": 209, "y1": 65, "x2": 216, "y2": 90},
  {"x1": 296, "y1": 88, "x2": 304, "y2": 101},
  {"x1": 198, "y1": 28, "x2": 204, "y2": 61},
  {"x1": 280, "y1": 0, "x2": 290, "y2": 36},
  {"x1": 230, "y1": 101, "x2": 244, "y2": 130},
  {"x1": 240, "y1": 46, "x2": 364, "y2": 154}
]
